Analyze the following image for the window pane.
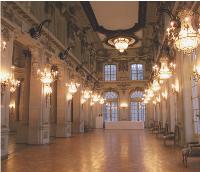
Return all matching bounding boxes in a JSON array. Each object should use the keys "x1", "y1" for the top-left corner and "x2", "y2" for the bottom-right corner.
[
  {"x1": 130, "y1": 92, "x2": 145, "y2": 122},
  {"x1": 131, "y1": 64, "x2": 144, "y2": 80},
  {"x1": 104, "y1": 64, "x2": 116, "y2": 81}
]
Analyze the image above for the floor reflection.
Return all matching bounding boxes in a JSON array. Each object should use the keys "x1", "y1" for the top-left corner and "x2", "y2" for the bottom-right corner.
[{"x1": 2, "y1": 130, "x2": 200, "y2": 172}]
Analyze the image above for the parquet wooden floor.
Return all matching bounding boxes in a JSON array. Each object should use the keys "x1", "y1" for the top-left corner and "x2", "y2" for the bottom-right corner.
[{"x1": 1, "y1": 130, "x2": 200, "y2": 172}]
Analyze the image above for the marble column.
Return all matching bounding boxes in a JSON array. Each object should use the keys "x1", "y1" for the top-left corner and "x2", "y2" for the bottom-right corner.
[
  {"x1": 1, "y1": 28, "x2": 14, "y2": 159},
  {"x1": 181, "y1": 53, "x2": 194, "y2": 142},
  {"x1": 80, "y1": 102, "x2": 85, "y2": 133},
  {"x1": 28, "y1": 48, "x2": 50, "y2": 144},
  {"x1": 84, "y1": 100, "x2": 90, "y2": 131},
  {"x1": 72, "y1": 90, "x2": 81, "y2": 133},
  {"x1": 146, "y1": 103, "x2": 154, "y2": 127},
  {"x1": 56, "y1": 65, "x2": 72, "y2": 137},
  {"x1": 161, "y1": 99, "x2": 167, "y2": 127}
]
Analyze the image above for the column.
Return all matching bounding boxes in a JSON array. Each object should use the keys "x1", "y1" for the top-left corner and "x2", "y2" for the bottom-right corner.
[
  {"x1": 1, "y1": 27, "x2": 14, "y2": 158},
  {"x1": 56, "y1": 65, "x2": 71, "y2": 137},
  {"x1": 84, "y1": 100, "x2": 90, "y2": 131},
  {"x1": 161, "y1": 99, "x2": 167, "y2": 127},
  {"x1": 80, "y1": 103, "x2": 85, "y2": 133},
  {"x1": 28, "y1": 48, "x2": 50, "y2": 144},
  {"x1": 181, "y1": 52, "x2": 194, "y2": 142},
  {"x1": 72, "y1": 89, "x2": 81, "y2": 133}
]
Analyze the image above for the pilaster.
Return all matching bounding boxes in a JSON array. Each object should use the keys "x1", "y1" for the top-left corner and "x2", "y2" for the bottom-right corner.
[
  {"x1": 1, "y1": 26, "x2": 14, "y2": 158},
  {"x1": 56, "y1": 65, "x2": 72, "y2": 137},
  {"x1": 28, "y1": 47, "x2": 50, "y2": 144}
]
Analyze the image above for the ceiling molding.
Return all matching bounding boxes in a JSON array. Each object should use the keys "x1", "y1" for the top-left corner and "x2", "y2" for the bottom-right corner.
[{"x1": 81, "y1": 1, "x2": 147, "y2": 37}]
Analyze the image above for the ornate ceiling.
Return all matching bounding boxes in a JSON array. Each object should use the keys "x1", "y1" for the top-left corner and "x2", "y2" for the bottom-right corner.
[
  {"x1": 81, "y1": 1, "x2": 146, "y2": 51},
  {"x1": 90, "y1": 2, "x2": 139, "y2": 31}
]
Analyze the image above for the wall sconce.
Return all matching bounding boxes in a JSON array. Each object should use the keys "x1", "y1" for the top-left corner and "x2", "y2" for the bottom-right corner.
[
  {"x1": 43, "y1": 84, "x2": 52, "y2": 96},
  {"x1": 1, "y1": 41, "x2": 7, "y2": 51},
  {"x1": 0, "y1": 66, "x2": 20, "y2": 93},
  {"x1": 156, "y1": 95, "x2": 161, "y2": 103},
  {"x1": 90, "y1": 100, "x2": 94, "y2": 106},
  {"x1": 161, "y1": 90, "x2": 168, "y2": 100},
  {"x1": 193, "y1": 65, "x2": 200, "y2": 82},
  {"x1": 9, "y1": 102, "x2": 15, "y2": 109},
  {"x1": 80, "y1": 96, "x2": 86, "y2": 104},
  {"x1": 66, "y1": 81, "x2": 80, "y2": 95},
  {"x1": 82, "y1": 90, "x2": 92, "y2": 99},
  {"x1": 37, "y1": 64, "x2": 58, "y2": 85},
  {"x1": 99, "y1": 97, "x2": 105, "y2": 104},
  {"x1": 153, "y1": 100, "x2": 157, "y2": 105},
  {"x1": 171, "y1": 83, "x2": 179, "y2": 94},
  {"x1": 9, "y1": 66, "x2": 20, "y2": 93},
  {"x1": 91, "y1": 93, "x2": 101, "y2": 102},
  {"x1": 66, "y1": 92, "x2": 73, "y2": 101},
  {"x1": 120, "y1": 102, "x2": 128, "y2": 108},
  {"x1": 37, "y1": 64, "x2": 58, "y2": 102},
  {"x1": 0, "y1": 71, "x2": 10, "y2": 91}
]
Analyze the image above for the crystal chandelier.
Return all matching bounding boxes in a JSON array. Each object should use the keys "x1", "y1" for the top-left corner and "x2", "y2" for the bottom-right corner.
[
  {"x1": 159, "y1": 57, "x2": 172, "y2": 80},
  {"x1": 167, "y1": 9, "x2": 200, "y2": 53},
  {"x1": 66, "y1": 81, "x2": 80, "y2": 95},
  {"x1": 113, "y1": 37, "x2": 129, "y2": 53},
  {"x1": 107, "y1": 36, "x2": 136, "y2": 53}
]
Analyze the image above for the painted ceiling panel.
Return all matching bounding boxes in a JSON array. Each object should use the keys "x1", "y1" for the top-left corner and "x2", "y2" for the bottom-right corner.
[{"x1": 90, "y1": 1, "x2": 139, "y2": 30}]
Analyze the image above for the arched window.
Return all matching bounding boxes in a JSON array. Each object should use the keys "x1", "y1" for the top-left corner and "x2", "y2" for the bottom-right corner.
[
  {"x1": 130, "y1": 91, "x2": 144, "y2": 99},
  {"x1": 130, "y1": 90, "x2": 145, "y2": 121},
  {"x1": 104, "y1": 91, "x2": 118, "y2": 121},
  {"x1": 105, "y1": 91, "x2": 118, "y2": 99}
]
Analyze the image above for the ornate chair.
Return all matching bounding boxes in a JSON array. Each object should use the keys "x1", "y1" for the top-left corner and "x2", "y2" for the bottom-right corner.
[
  {"x1": 157, "y1": 122, "x2": 168, "y2": 138},
  {"x1": 182, "y1": 142, "x2": 200, "y2": 167},
  {"x1": 149, "y1": 121, "x2": 158, "y2": 134},
  {"x1": 154, "y1": 121, "x2": 162, "y2": 135},
  {"x1": 163, "y1": 125, "x2": 179, "y2": 146}
]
